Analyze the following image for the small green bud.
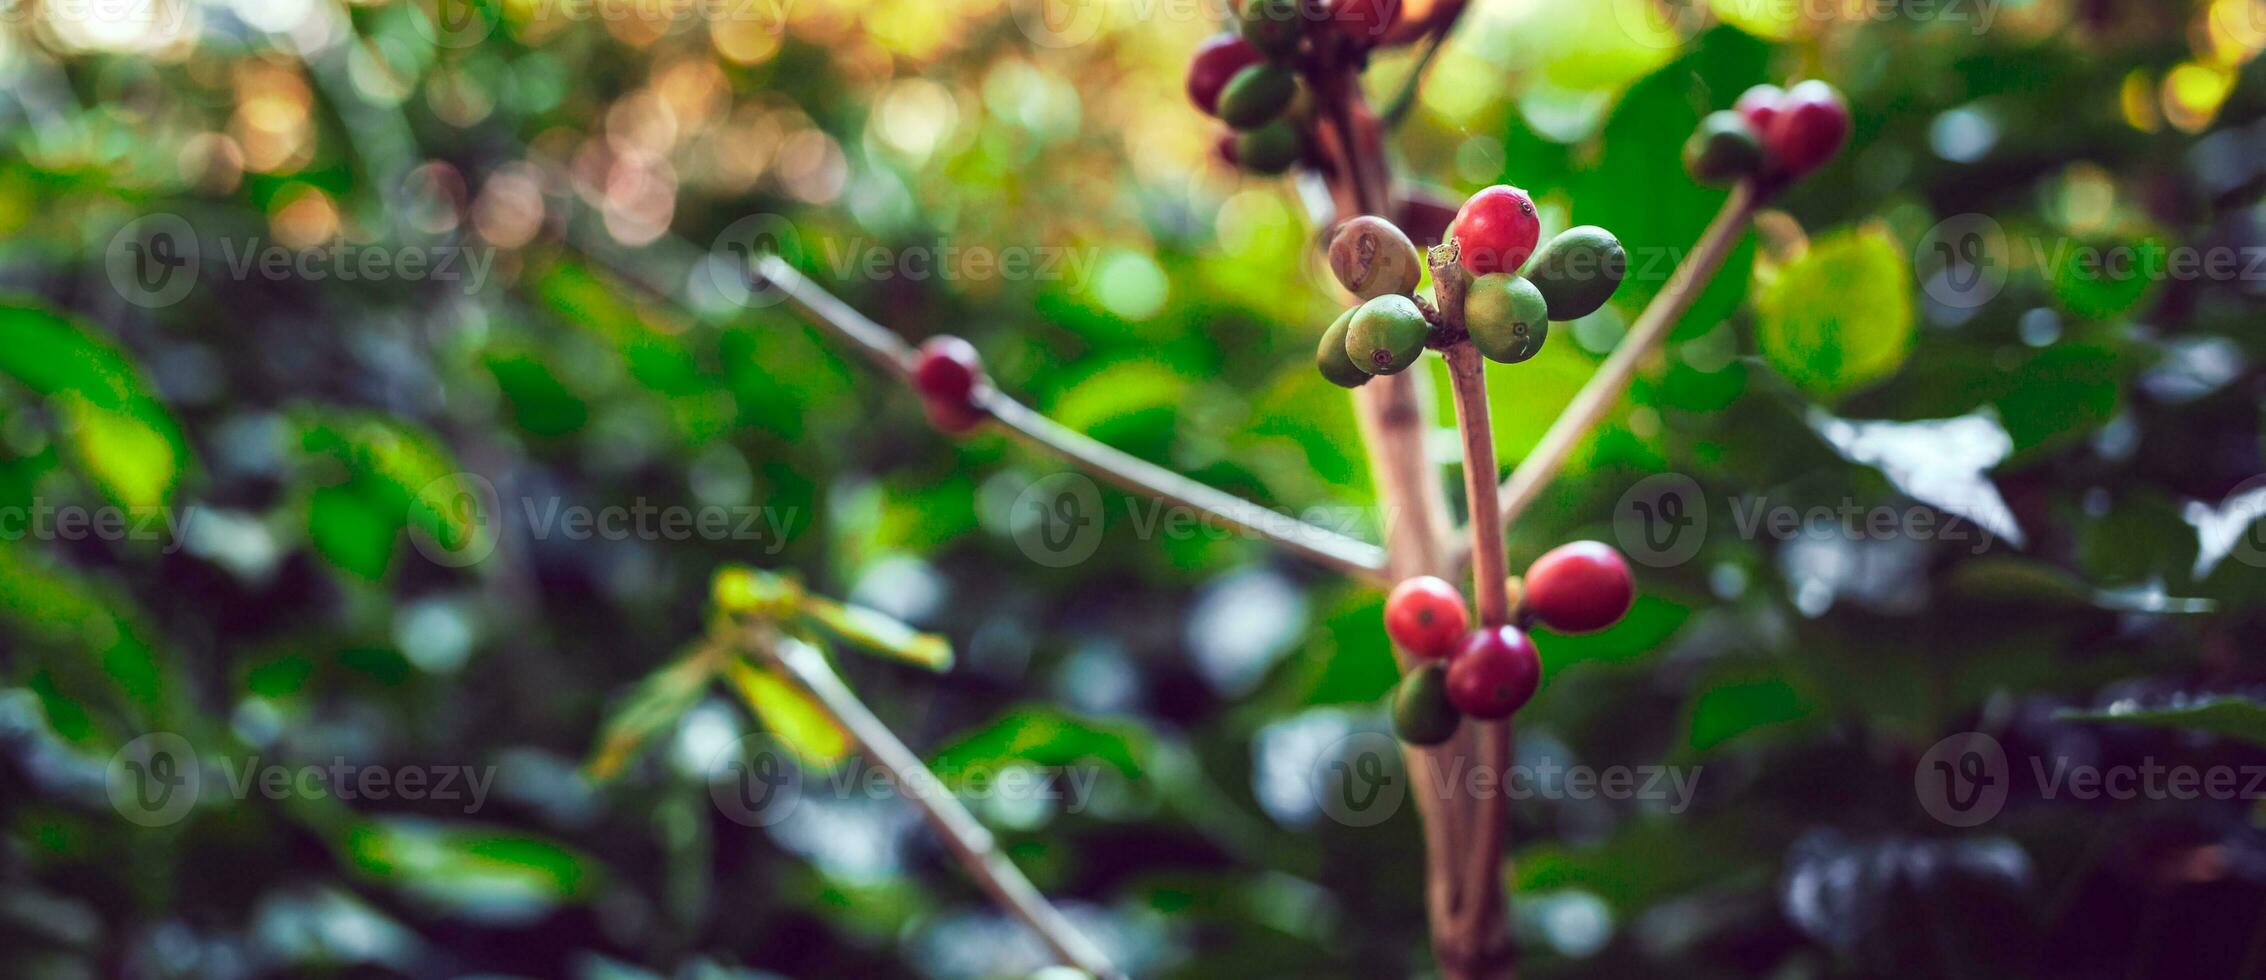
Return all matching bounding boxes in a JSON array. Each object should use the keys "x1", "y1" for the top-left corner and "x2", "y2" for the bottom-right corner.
[
  {"x1": 1464, "y1": 273, "x2": 1549, "y2": 364},
  {"x1": 1346, "y1": 293, "x2": 1429, "y2": 375}
]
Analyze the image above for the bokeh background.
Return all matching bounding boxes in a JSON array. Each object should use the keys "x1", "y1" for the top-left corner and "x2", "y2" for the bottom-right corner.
[{"x1": 6, "y1": 0, "x2": 2266, "y2": 976}]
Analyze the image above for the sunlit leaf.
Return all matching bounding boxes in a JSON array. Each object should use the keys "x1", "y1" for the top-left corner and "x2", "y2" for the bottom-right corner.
[
  {"x1": 723, "y1": 655, "x2": 851, "y2": 769},
  {"x1": 1755, "y1": 226, "x2": 1915, "y2": 399},
  {"x1": 0, "y1": 299, "x2": 188, "y2": 509},
  {"x1": 1808, "y1": 409, "x2": 2024, "y2": 547},
  {"x1": 797, "y1": 596, "x2": 952, "y2": 671},
  {"x1": 930, "y1": 706, "x2": 1147, "y2": 779},
  {"x1": 586, "y1": 646, "x2": 719, "y2": 781}
]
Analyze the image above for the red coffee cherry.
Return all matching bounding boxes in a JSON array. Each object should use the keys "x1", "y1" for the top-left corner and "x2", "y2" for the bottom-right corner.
[
  {"x1": 1385, "y1": 575, "x2": 1469, "y2": 659},
  {"x1": 1449, "y1": 184, "x2": 1540, "y2": 276},
  {"x1": 1764, "y1": 79, "x2": 1849, "y2": 177},
  {"x1": 1735, "y1": 83, "x2": 1784, "y2": 135},
  {"x1": 1187, "y1": 34, "x2": 1264, "y2": 117},
  {"x1": 1445, "y1": 625, "x2": 1541, "y2": 719},
  {"x1": 1523, "y1": 540, "x2": 1632, "y2": 634},
  {"x1": 912, "y1": 336, "x2": 987, "y2": 433}
]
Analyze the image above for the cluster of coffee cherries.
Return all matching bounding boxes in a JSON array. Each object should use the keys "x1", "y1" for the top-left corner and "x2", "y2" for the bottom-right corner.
[
  {"x1": 1383, "y1": 541, "x2": 1633, "y2": 745},
  {"x1": 1683, "y1": 79, "x2": 1850, "y2": 187},
  {"x1": 1185, "y1": 0, "x2": 1400, "y2": 174},
  {"x1": 1315, "y1": 185, "x2": 1628, "y2": 387}
]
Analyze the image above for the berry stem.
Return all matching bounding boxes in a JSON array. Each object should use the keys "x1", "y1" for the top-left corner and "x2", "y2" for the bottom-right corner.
[
  {"x1": 1440, "y1": 338, "x2": 1515, "y2": 942},
  {"x1": 750, "y1": 257, "x2": 1394, "y2": 583},
  {"x1": 741, "y1": 626, "x2": 1125, "y2": 980},
  {"x1": 1453, "y1": 180, "x2": 1760, "y2": 573}
]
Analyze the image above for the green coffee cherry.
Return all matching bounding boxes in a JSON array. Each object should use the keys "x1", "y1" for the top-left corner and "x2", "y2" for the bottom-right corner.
[
  {"x1": 1217, "y1": 63, "x2": 1296, "y2": 131},
  {"x1": 1523, "y1": 225, "x2": 1625, "y2": 321},
  {"x1": 1393, "y1": 663, "x2": 1461, "y2": 746},
  {"x1": 1316, "y1": 307, "x2": 1370, "y2": 388},
  {"x1": 1238, "y1": 0, "x2": 1303, "y2": 59},
  {"x1": 1235, "y1": 118, "x2": 1303, "y2": 174},
  {"x1": 1346, "y1": 294, "x2": 1429, "y2": 375},
  {"x1": 1684, "y1": 110, "x2": 1765, "y2": 187},
  {"x1": 1464, "y1": 273, "x2": 1549, "y2": 364},
  {"x1": 1328, "y1": 215, "x2": 1424, "y2": 300}
]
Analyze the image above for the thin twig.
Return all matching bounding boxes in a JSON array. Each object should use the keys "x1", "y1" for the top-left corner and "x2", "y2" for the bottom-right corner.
[
  {"x1": 750, "y1": 258, "x2": 1393, "y2": 584},
  {"x1": 1454, "y1": 181, "x2": 1759, "y2": 570},
  {"x1": 750, "y1": 631, "x2": 1126, "y2": 980}
]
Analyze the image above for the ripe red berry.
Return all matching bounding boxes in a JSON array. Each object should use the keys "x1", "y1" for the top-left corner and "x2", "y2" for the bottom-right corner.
[
  {"x1": 1523, "y1": 540, "x2": 1633, "y2": 634},
  {"x1": 1450, "y1": 185, "x2": 1540, "y2": 277},
  {"x1": 1763, "y1": 79, "x2": 1849, "y2": 177},
  {"x1": 1187, "y1": 34, "x2": 1265, "y2": 117},
  {"x1": 1445, "y1": 625, "x2": 1541, "y2": 719},
  {"x1": 1735, "y1": 83, "x2": 1784, "y2": 135},
  {"x1": 1385, "y1": 575, "x2": 1469, "y2": 659},
  {"x1": 912, "y1": 336, "x2": 986, "y2": 433},
  {"x1": 1328, "y1": 0, "x2": 1401, "y2": 44}
]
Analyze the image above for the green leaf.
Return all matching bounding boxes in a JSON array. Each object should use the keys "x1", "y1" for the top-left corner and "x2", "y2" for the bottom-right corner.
[
  {"x1": 585, "y1": 646, "x2": 719, "y2": 781},
  {"x1": 723, "y1": 655, "x2": 851, "y2": 769},
  {"x1": 0, "y1": 299, "x2": 188, "y2": 509},
  {"x1": 798, "y1": 596, "x2": 952, "y2": 672},
  {"x1": 297, "y1": 411, "x2": 487, "y2": 577},
  {"x1": 345, "y1": 818, "x2": 593, "y2": 922},
  {"x1": 1754, "y1": 226, "x2": 1916, "y2": 400},
  {"x1": 2058, "y1": 696, "x2": 2266, "y2": 748},
  {"x1": 930, "y1": 706, "x2": 1148, "y2": 780}
]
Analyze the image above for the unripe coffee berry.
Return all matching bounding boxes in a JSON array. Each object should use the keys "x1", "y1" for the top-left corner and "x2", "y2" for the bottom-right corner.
[
  {"x1": 1316, "y1": 307, "x2": 1370, "y2": 389},
  {"x1": 1345, "y1": 293, "x2": 1429, "y2": 375},
  {"x1": 1328, "y1": 215, "x2": 1423, "y2": 300},
  {"x1": 1463, "y1": 273, "x2": 1548, "y2": 364},
  {"x1": 1445, "y1": 625, "x2": 1540, "y2": 720},
  {"x1": 1392, "y1": 662, "x2": 1462, "y2": 746},
  {"x1": 1235, "y1": 118, "x2": 1303, "y2": 174},
  {"x1": 1764, "y1": 80, "x2": 1849, "y2": 177},
  {"x1": 1217, "y1": 63, "x2": 1297, "y2": 131},
  {"x1": 1187, "y1": 34, "x2": 1264, "y2": 117},
  {"x1": 913, "y1": 336, "x2": 987, "y2": 434},
  {"x1": 1735, "y1": 83, "x2": 1784, "y2": 135},
  {"x1": 1684, "y1": 110, "x2": 1765, "y2": 187},
  {"x1": 1450, "y1": 185, "x2": 1540, "y2": 277},
  {"x1": 1523, "y1": 225, "x2": 1626, "y2": 321},
  {"x1": 1238, "y1": 0, "x2": 1304, "y2": 58},
  {"x1": 1523, "y1": 540, "x2": 1632, "y2": 634},
  {"x1": 1384, "y1": 575, "x2": 1469, "y2": 659}
]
